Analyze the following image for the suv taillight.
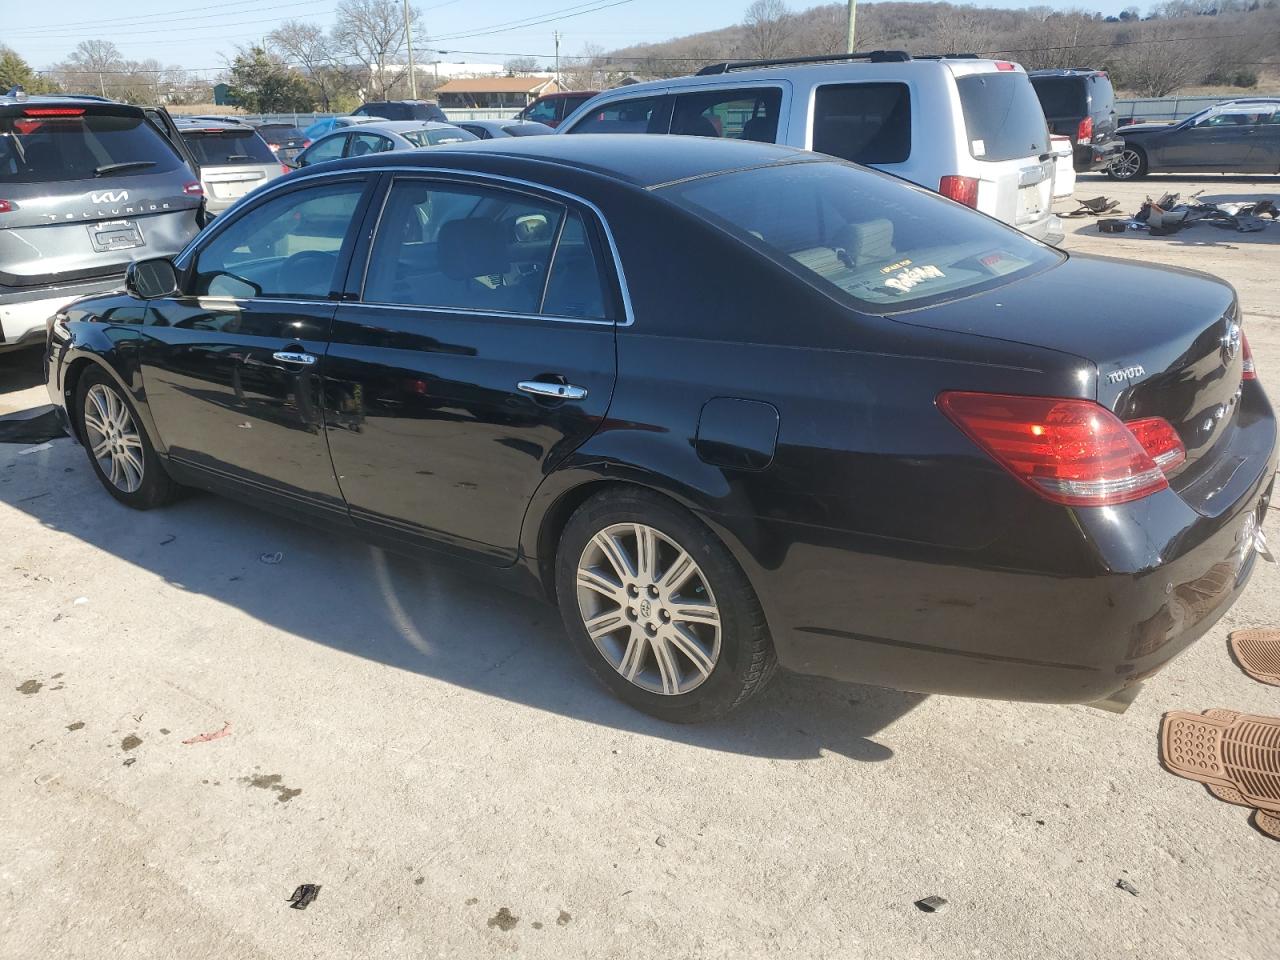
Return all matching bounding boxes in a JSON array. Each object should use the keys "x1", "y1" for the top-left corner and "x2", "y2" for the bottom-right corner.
[
  {"x1": 939, "y1": 175, "x2": 979, "y2": 209},
  {"x1": 1242, "y1": 332, "x2": 1257, "y2": 381},
  {"x1": 183, "y1": 181, "x2": 203, "y2": 196},
  {"x1": 0, "y1": 200, "x2": 12, "y2": 214},
  {"x1": 1077, "y1": 116, "x2": 1094, "y2": 144},
  {"x1": 938, "y1": 392, "x2": 1183, "y2": 506}
]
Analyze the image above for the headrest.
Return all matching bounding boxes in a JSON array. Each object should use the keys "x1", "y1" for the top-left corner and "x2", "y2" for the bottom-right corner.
[{"x1": 438, "y1": 218, "x2": 509, "y2": 280}]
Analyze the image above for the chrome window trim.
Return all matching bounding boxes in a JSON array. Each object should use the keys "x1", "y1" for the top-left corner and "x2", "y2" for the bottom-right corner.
[{"x1": 180, "y1": 163, "x2": 636, "y2": 327}]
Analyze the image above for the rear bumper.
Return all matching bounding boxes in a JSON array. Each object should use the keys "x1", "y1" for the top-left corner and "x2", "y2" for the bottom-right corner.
[
  {"x1": 730, "y1": 392, "x2": 1277, "y2": 704},
  {"x1": 0, "y1": 277, "x2": 124, "y2": 351},
  {"x1": 1022, "y1": 213, "x2": 1065, "y2": 246},
  {"x1": 1075, "y1": 137, "x2": 1124, "y2": 171}
]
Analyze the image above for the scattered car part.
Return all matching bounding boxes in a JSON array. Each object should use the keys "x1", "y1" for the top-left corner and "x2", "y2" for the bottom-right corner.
[
  {"x1": 915, "y1": 896, "x2": 948, "y2": 912},
  {"x1": 287, "y1": 884, "x2": 320, "y2": 910},
  {"x1": 1116, "y1": 879, "x2": 1139, "y2": 896},
  {"x1": 1160, "y1": 708, "x2": 1280, "y2": 813},
  {"x1": 1228, "y1": 628, "x2": 1280, "y2": 686}
]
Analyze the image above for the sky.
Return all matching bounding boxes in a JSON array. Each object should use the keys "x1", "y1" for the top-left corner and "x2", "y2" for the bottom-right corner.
[{"x1": 7, "y1": 0, "x2": 1149, "y2": 74}]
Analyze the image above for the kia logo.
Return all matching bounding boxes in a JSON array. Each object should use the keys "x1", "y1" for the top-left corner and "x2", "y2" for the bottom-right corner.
[{"x1": 90, "y1": 190, "x2": 128, "y2": 204}]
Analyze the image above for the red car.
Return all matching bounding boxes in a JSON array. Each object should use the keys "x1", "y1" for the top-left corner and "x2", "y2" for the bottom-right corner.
[{"x1": 514, "y1": 90, "x2": 599, "y2": 129}]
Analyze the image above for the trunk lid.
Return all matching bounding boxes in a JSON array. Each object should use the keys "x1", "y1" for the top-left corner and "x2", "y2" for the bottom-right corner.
[{"x1": 893, "y1": 253, "x2": 1248, "y2": 500}]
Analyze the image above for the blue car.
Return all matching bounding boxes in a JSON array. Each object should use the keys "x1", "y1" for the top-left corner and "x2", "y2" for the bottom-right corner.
[{"x1": 301, "y1": 115, "x2": 380, "y2": 142}]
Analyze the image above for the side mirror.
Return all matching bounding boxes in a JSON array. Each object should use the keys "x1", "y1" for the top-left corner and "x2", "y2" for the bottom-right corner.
[{"x1": 126, "y1": 257, "x2": 179, "y2": 300}]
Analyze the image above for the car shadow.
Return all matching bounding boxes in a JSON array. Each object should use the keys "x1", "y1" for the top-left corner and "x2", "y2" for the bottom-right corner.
[{"x1": 0, "y1": 437, "x2": 924, "y2": 761}]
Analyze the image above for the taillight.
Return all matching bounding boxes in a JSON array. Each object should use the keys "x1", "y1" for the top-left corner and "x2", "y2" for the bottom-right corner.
[
  {"x1": 995, "y1": 61, "x2": 1016, "y2": 71},
  {"x1": 1125, "y1": 417, "x2": 1186, "y2": 472},
  {"x1": 0, "y1": 200, "x2": 12, "y2": 214},
  {"x1": 939, "y1": 175, "x2": 979, "y2": 208},
  {"x1": 183, "y1": 181, "x2": 203, "y2": 196},
  {"x1": 302, "y1": 139, "x2": 312, "y2": 148},
  {"x1": 281, "y1": 164, "x2": 291, "y2": 175},
  {"x1": 938, "y1": 392, "x2": 1172, "y2": 506},
  {"x1": 1242, "y1": 332, "x2": 1256, "y2": 381},
  {"x1": 1077, "y1": 116, "x2": 1094, "y2": 144}
]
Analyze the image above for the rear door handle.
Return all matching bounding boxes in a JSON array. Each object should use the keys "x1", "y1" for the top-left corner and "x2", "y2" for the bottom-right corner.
[
  {"x1": 272, "y1": 351, "x2": 317, "y2": 366},
  {"x1": 518, "y1": 380, "x2": 588, "y2": 401}
]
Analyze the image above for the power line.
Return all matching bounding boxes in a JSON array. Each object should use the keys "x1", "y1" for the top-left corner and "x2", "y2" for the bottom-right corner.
[
  {"x1": 431, "y1": 0, "x2": 635, "y2": 42},
  {"x1": 3, "y1": 0, "x2": 333, "y2": 36}
]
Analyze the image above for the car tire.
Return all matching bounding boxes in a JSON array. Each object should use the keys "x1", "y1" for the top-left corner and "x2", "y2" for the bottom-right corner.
[
  {"x1": 75, "y1": 366, "x2": 178, "y2": 510},
  {"x1": 1107, "y1": 146, "x2": 1147, "y2": 180},
  {"x1": 555, "y1": 487, "x2": 777, "y2": 722}
]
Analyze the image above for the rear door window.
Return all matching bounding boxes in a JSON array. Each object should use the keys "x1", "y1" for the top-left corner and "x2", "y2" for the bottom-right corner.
[
  {"x1": 0, "y1": 107, "x2": 185, "y2": 183},
  {"x1": 348, "y1": 133, "x2": 394, "y2": 156},
  {"x1": 524, "y1": 98, "x2": 559, "y2": 123},
  {"x1": 811, "y1": 83, "x2": 912, "y2": 165},
  {"x1": 182, "y1": 128, "x2": 276, "y2": 166},
  {"x1": 956, "y1": 73, "x2": 1049, "y2": 161},
  {"x1": 671, "y1": 87, "x2": 781, "y2": 141},
  {"x1": 567, "y1": 95, "x2": 672, "y2": 135},
  {"x1": 1030, "y1": 77, "x2": 1086, "y2": 118}
]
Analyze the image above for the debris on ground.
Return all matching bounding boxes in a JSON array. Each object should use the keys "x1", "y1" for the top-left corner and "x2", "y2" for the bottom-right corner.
[
  {"x1": 0, "y1": 408, "x2": 66, "y2": 445},
  {"x1": 182, "y1": 722, "x2": 232, "y2": 745},
  {"x1": 259, "y1": 551, "x2": 283, "y2": 565},
  {"x1": 914, "y1": 896, "x2": 948, "y2": 913},
  {"x1": 487, "y1": 907, "x2": 519, "y2": 930},
  {"x1": 16, "y1": 442, "x2": 54, "y2": 456},
  {"x1": 1229, "y1": 628, "x2": 1280, "y2": 686},
  {"x1": 1116, "y1": 879, "x2": 1140, "y2": 897},
  {"x1": 287, "y1": 884, "x2": 320, "y2": 910},
  {"x1": 1098, "y1": 191, "x2": 1278, "y2": 237},
  {"x1": 1063, "y1": 195, "x2": 1120, "y2": 218}
]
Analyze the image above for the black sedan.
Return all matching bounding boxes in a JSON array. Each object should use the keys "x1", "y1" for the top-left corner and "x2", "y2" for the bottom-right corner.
[
  {"x1": 1110, "y1": 98, "x2": 1280, "y2": 180},
  {"x1": 43, "y1": 136, "x2": 1276, "y2": 722}
]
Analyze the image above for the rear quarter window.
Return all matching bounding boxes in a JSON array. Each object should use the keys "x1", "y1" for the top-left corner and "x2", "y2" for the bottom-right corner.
[
  {"x1": 811, "y1": 82, "x2": 912, "y2": 165},
  {"x1": 1030, "y1": 77, "x2": 1087, "y2": 118},
  {"x1": 181, "y1": 129, "x2": 276, "y2": 165},
  {"x1": 0, "y1": 108, "x2": 185, "y2": 183},
  {"x1": 957, "y1": 73, "x2": 1050, "y2": 162}
]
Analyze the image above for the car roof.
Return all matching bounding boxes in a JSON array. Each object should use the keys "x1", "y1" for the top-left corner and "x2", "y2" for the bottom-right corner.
[
  {"x1": 318, "y1": 132, "x2": 813, "y2": 188},
  {"x1": 534, "y1": 90, "x2": 599, "y2": 100},
  {"x1": 340, "y1": 119, "x2": 460, "y2": 134},
  {"x1": 173, "y1": 116, "x2": 255, "y2": 131},
  {"x1": 360, "y1": 99, "x2": 441, "y2": 106},
  {"x1": 0, "y1": 92, "x2": 138, "y2": 110},
  {"x1": 1028, "y1": 69, "x2": 1108, "y2": 79}
]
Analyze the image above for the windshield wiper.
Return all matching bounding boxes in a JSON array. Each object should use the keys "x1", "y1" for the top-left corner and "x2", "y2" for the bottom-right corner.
[{"x1": 94, "y1": 160, "x2": 156, "y2": 176}]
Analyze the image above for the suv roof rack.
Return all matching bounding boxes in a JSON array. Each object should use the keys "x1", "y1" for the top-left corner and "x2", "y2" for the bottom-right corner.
[{"x1": 696, "y1": 50, "x2": 912, "y2": 76}]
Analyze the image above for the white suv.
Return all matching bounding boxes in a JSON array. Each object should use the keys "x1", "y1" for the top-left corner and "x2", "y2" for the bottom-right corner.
[{"x1": 559, "y1": 52, "x2": 1063, "y2": 245}]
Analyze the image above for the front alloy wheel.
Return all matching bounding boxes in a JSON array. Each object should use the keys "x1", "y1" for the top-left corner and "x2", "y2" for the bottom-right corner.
[
  {"x1": 82, "y1": 382, "x2": 146, "y2": 493},
  {"x1": 576, "y1": 523, "x2": 721, "y2": 696},
  {"x1": 1108, "y1": 147, "x2": 1146, "y2": 180}
]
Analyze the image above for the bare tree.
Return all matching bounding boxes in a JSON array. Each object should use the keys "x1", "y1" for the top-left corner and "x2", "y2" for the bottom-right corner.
[
  {"x1": 332, "y1": 0, "x2": 422, "y2": 100},
  {"x1": 932, "y1": 7, "x2": 999, "y2": 57},
  {"x1": 741, "y1": 0, "x2": 794, "y2": 60},
  {"x1": 1110, "y1": 23, "x2": 1207, "y2": 96},
  {"x1": 504, "y1": 57, "x2": 541, "y2": 76},
  {"x1": 270, "y1": 20, "x2": 338, "y2": 110}
]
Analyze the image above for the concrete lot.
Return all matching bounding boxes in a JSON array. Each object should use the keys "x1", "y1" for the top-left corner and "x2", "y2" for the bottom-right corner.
[{"x1": 2, "y1": 173, "x2": 1278, "y2": 960}]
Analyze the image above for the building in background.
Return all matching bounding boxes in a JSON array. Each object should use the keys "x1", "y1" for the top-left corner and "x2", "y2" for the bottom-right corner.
[{"x1": 434, "y1": 76, "x2": 562, "y2": 110}]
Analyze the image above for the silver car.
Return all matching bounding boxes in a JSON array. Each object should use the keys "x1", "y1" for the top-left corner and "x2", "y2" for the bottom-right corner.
[
  {"x1": 174, "y1": 116, "x2": 284, "y2": 216},
  {"x1": 559, "y1": 51, "x2": 1064, "y2": 244},
  {"x1": 292, "y1": 120, "x2": 477, "y2": 167}
]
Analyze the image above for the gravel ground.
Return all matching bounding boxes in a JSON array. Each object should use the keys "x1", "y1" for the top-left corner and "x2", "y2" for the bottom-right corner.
[{"x1": 1, "y1": 173, "x2": 1278, "y2": 960}]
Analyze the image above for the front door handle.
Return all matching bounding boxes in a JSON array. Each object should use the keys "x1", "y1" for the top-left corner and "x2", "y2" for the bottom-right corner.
[
  {"x1": 272, "y1": 351, "x2": 317, "y2": 366},
  {"x1": 518, "y1": 380, "x2": 588, "y2": 401}
]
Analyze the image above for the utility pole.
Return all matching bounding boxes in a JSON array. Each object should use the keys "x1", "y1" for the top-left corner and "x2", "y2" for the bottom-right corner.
[
  {"x1": 403, "y1": 0, "x2": 418, "y2": 99},
  {"x1": 845, "y1": 0, "x2": 857, "y2": 53},
  {"x1": 554, "y1": 30, "x2": 561, "y2": 86},
  {"x1": 99, "y1": 73, "x2": 106, "y2": 97}
]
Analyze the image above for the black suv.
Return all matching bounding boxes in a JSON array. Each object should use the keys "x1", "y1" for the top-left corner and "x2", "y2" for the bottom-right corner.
[
  {"x1": 0, "y1": 92, "x2": 202, "y2": 352},
  {"x1": 352, "y1": 100, "x2": 448, "y2": 122},
  {"x1": 1029, "y1": 69, "x2": 1123, "y2": 172}
]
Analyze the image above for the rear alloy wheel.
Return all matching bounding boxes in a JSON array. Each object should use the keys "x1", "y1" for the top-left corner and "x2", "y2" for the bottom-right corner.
[
  {"x1": 75, "y1": 367, "x2": 177, "y2": 509},
  {"x1": 1107, "y1": 147, "x2": 1147, "y2": 180},
  {"x1": 556, "y1": 489, "x2": 776, "y2": 722}
]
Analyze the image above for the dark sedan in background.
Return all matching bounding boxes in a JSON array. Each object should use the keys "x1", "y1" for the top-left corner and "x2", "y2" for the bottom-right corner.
[
  {"x1": 1110, "y1": 98, "x2": 1280, "y2": 179},
  {"x1": 43, "y1": 136, "x2": 1276, "y2": 722}
]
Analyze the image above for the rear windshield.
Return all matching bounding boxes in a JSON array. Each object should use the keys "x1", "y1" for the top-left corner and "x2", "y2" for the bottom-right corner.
[
  {"x1": 402, "y1": 127, "x2": 478, "y2": 146},
  {"x1": 1030, "y1": 77, "x2": 1087, "y2": 118},
  {"x1": 0, "y1": 108, "x2": 185, "y2": 184},
  {"x1": 181, "y1": 128, "x2": 277, "y2": 165},
  {"x1": 257, "y1": 125, "x2": 305, "y2": 144},
  {"x1": 660, "y1": 160, "x2": 1060, "y2": 311},
  {"x1": 956, "y1": 73, "x2": 1049, "y2": 161}
]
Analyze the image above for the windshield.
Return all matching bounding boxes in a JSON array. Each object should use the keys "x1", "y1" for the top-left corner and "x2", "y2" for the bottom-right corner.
[
  {"x1": 956, "y1": 72, "x2": 1050, "y2": 161},
  {"x1": 181, "y1": 128, "x2": 277, "y2": 165},
  {"x1": 659, "y1": 160, "x2": 1060, "y2": 311},
  {"x1": 402, "y1": 127, "x2": 479, "y2": 147},
  {"x1": 257, "y1": 125, "x2": 305, "y2": 144},
  {"x1": 0, "y1": 108, "x2": 185, "y2": 184}
]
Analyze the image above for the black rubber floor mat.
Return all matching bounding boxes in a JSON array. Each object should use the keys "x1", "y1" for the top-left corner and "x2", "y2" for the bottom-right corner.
[{"x1": 0, "y1": 408, "x2": 66, "y2": 444}]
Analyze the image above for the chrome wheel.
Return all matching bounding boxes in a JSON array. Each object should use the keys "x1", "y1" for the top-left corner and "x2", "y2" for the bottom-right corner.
[
  {"x1": 575, "y1": 523, "x2": 721, "y2": 696},
  {"x1": 82, "y1": 383, "x2": 145, "y2": 494},
  {"x1": 1110, "y1": 149, "x2": 1142, "y2": 180}
]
